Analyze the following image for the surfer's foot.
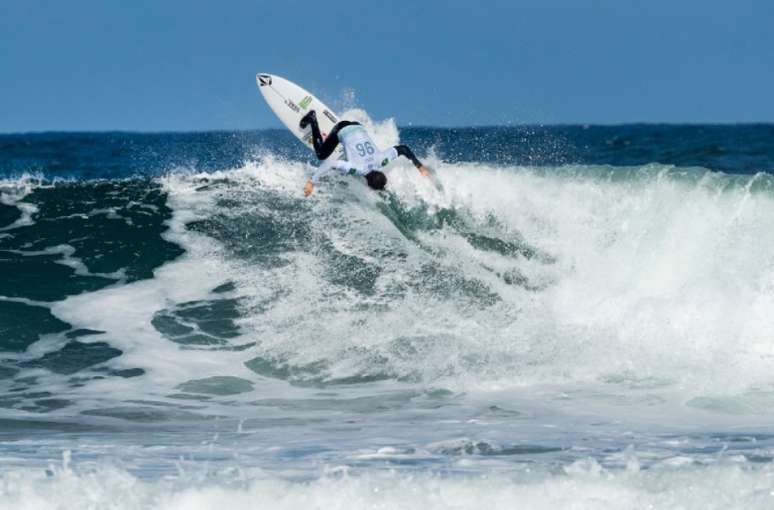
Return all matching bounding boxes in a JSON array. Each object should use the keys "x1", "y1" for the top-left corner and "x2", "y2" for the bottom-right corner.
[{"x1": 299, "y1": 110, "x2": 317, "y2": 129}]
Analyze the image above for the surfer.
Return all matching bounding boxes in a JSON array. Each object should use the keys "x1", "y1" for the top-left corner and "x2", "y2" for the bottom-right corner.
[{"x1": 299, "y1": 110, "x2": 431, "y2": 196}]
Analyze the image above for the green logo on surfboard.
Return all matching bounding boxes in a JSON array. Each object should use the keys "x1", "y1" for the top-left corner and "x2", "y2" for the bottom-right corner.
[{"x1": 298, "y1": 96, "x2": 312, "y2": 110}]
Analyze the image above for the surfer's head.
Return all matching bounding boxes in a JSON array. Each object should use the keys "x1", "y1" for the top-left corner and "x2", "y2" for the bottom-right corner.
[{"x1": 365, "y1": 171, "x2": 387, "y2": 190}]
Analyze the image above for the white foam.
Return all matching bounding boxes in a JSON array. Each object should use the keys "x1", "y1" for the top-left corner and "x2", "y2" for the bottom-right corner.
[
  {"x1": 339, "y1": 107, "x2": 401, "y2": 149},
  {"x1": 127, "y1": 158, "x2": 774, "y2": 401},
  {"x1": 43, "y1": 170, "x2": 265, "y2": 410},
  {"x1": 2, "y1": 459, "x2": 774, "y2": 510},
  {"x1": 6, "y1": 244, "x2": 126, "y2": 279},
  {"x1": 376, "y1": 163, "x2": 774, "y2": 393},
  {"x1": 0, "y1": 175, "x2": 47, "y2": 231}
]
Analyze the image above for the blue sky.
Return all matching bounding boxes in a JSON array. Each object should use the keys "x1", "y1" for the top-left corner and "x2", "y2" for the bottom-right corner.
[{"x1": 1, "y1": 0, "x2": 772, "y2": 132}]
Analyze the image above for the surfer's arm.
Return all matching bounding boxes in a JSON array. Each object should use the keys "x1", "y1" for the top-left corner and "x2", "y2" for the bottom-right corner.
[
  {"x1": 392, "y1": 145, "x2": 431, "y2": 176},
  {"x1": 305, "y1": 160, "x2": 350, "y2": 196}
]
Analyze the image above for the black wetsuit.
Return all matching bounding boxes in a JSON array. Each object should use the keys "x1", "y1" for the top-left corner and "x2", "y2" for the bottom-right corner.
[{"x1": 302, "y1": 111, "x2": 423, "y2": 168}]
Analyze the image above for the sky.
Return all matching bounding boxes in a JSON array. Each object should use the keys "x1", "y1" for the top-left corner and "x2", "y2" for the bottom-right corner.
[{"x1": 1, "y1": 0, "x2": 772, "y2": 132}]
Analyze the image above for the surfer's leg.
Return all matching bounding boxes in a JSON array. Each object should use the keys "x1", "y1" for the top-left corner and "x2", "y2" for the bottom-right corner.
[
  {"x1": 300, "y1": 111, "x2": 334, "y2": 159},
  {"x1": 302, "y1": 112, "x2": 359, "y2": 160},
  {"x1": 299, "y1": 110, "x2": 317, "y2": 130}
]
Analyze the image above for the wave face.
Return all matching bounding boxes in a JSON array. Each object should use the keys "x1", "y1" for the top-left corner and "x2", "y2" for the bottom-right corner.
[{"x1": 2, "y1": 122, "x2": 774, "y2": 507}]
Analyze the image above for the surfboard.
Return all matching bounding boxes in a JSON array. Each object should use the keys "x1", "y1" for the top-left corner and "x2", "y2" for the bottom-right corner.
[{"x1": 256, "y1": 73, "x2": 344, "y2": 159}]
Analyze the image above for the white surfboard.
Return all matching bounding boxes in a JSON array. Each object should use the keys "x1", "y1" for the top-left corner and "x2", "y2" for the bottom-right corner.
[{"x1": 256, "y1": 73, "x2": 344, "y2": 159}]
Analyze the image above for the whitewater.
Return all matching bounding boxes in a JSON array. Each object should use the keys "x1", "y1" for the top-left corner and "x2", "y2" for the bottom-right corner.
[{"x1": 2, "y1": 115, "x2": 774, "y2": 508}]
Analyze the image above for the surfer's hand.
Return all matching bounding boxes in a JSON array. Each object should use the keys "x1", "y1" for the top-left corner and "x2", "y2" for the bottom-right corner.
[
  {"x1": 418, "y1": 165, "x2": 431, "y2": 177},
  {"x1": 303, "y1": 180, "x2": 314, "y2": 197}
]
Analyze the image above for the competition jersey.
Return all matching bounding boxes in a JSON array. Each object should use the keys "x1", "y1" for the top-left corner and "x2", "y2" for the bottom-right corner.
[
  {"x1": 337, "y1": 125, "x2": 385, "y2": 171},
  {"x1": 311, "y1": 125, "x2": 398, "y2": 183}
]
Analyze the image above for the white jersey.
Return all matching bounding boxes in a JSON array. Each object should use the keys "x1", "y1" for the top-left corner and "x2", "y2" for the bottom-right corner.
[{"x1": 311, "y1": 125, "x2": 398, "y2": 183}]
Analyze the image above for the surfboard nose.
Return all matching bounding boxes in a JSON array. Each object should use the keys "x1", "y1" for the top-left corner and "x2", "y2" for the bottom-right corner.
[{"x1": 256, "y1": 74, "x2": 272, "y2": 87}]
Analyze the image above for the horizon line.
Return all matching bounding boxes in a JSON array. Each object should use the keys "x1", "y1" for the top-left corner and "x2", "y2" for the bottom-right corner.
[{"x1": 2, "y1": 121, "x2": 773, "y2": 136}]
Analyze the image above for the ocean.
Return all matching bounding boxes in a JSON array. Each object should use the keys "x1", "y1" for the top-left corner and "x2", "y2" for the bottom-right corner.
[{"x1": 2, "y1": 113, "x2": 774, "y2": 508}]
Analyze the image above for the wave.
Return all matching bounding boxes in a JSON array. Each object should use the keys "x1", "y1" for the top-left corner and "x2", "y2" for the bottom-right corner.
[
  {"x1": 2, "y1": 155, "x2": 774, "y2": 422},
  {"x1": 174, "y1": 160, "x2": 774, "y2": 393}
]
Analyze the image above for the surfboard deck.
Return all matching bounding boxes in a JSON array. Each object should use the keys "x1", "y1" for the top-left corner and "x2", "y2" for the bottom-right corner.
[{"x1": 256, "y1": 73, "x2": 344, "y2": 159}]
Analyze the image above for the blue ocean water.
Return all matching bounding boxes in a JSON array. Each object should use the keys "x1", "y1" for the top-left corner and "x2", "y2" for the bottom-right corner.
[{"x1": 2, "y1": 118, "x2": 774, "y2": 508}]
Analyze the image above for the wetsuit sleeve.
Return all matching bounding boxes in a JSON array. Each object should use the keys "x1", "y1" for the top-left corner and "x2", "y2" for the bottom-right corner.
[
  {"x1": 394, "y1": 145, "x2": 423, "y2": 168},
  {"x1": 311, "y1": 159, "x2": 351, "y2": 183}
]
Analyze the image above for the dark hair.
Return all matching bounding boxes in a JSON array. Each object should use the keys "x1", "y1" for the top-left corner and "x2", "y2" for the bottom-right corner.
[{"x1": 365, "y1": 171, "x2": 387, "y2": 190}]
